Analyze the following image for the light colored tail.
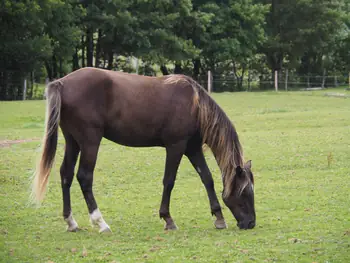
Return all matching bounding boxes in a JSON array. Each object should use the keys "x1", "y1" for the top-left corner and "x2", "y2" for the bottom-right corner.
[{"x1": 31, "y1": 81, "x2": 62, "y2": 203}]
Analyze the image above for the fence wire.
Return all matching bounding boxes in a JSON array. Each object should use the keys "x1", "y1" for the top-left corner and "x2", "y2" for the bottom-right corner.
[
  {"x1": 197, "y1": 72, "x2": 349, "y2": 92},
  {"x1": 1, "y1": 70, "x2": 349, "y2": 100}
]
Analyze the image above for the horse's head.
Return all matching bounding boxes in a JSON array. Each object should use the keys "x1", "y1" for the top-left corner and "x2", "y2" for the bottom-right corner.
[{"x1": 222, "y1": 160, "x2": 255, "y2": 229}]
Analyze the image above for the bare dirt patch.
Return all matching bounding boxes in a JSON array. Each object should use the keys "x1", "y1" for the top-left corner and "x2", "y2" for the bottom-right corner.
[{"x1": 0, "y1": 138, "x2": 40, "y2": 148}]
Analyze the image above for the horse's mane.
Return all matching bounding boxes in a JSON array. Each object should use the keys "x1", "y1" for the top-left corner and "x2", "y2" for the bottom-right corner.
[{"x1": 163, "y1": 74, "x2": 247, "y2": 197}]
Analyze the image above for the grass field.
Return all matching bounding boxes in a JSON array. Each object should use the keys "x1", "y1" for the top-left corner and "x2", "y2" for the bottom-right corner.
[{"x1": 1, "y1": 88, "x2": 350, "y2": 263}]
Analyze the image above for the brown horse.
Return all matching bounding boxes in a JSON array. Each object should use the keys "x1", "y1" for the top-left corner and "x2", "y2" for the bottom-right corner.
[{"x1": 32, "y1": 67, "x2": 255, "y2": 233}]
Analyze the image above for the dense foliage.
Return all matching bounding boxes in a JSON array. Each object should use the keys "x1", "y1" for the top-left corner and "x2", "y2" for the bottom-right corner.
[{"x1": 1, "y1": 0, "x2": 349, "y2": 99}]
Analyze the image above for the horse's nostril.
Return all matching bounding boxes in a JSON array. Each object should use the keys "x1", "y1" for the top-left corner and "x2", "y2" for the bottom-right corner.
[
  {"x1": 248, "y1": 221, "x2": 255, "y2": 229},
  {"x1": 237, "y1": 221, "x2": 255, "y2": 229}
]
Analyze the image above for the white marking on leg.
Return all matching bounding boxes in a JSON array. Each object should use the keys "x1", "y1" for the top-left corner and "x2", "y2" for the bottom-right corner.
[
  {"x1": 90, "y1": 208, "x2": 111, "y2": 233},
  {"x1": 65, "y1": 212, "x2": 79, "y2": 232},
  {"x1": 197, "y1": 167, "x2": 201, "y2": 173}
]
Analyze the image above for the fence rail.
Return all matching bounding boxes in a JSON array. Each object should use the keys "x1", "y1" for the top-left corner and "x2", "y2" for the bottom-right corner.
[
  {"x1": 0, "y1": 71, "x2": 46, "y2": 101},
  {"x1": 1, "y1": 69, "x2": 349, "y2": 100},
  {"x1": 202, "y1": 71, "x2": 350, "y2": 93}
]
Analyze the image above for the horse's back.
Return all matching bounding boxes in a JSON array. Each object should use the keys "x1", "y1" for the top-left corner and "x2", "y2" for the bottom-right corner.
[{"x1": 58, "y1": 68, "x2": 198, "y2": 147}]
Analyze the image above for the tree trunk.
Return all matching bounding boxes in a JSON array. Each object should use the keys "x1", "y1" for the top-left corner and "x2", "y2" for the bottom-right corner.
[
  {"x1": 45, "y1": 61, "x2": 53, "y2": 81},
  {"x1": 86, "y1": 27, "x2": 94, "y2": 67},
  {"x1": 248, "y1": 69, "x2": 251, "y2": 92},
  {"x1": 102, "y1": 55, "x2": 107, "y2": 68},
  {"x1": 160, "y1": 65, "x2": 169, "y2": 75},
  {"x1": 95, "y1": 29, "x2": 102, "y2": 68},
  {"x1": 0, "y1": 71, "x2": 8, "y2": 100},
  {"x1": 29, "y1": 71, "x2": 34, "y2": 99},
  {"x1": 265, "y1": 0, "x2": 284, "y2": 76},
  {"x1": 59, "y1": 58, "x2": 63, "y2": 77},
  {"x1": 18, "y1": 77, "x2": 23, "y2": 99},
  {"x1": 271, "y1": 69, "x2": 275, "y2": 88},
  {"x1": 81, "y1": 35, "x2": 85, "y2": 68},
  {"x1": 192, "y1": 59, "x2": 200, "y2": 80},
  {"x1": 232, "y1": 61, "x2": 244, "y2": 91},
  {"x1": 107, "y1": 51, "x2": 114, "y2": 70},
  {"x1": 174, "y1": 62, "x2": 182, "y2": 74},
  {"x1": 52, "y1": 55, "x2": 58, "y2": 79},
  {"x1": 72, "y1": 48, "x2": 79, "y2": 71},
  {"x1": 239, "y1": 67, "x2": 246, "y2": 91}
]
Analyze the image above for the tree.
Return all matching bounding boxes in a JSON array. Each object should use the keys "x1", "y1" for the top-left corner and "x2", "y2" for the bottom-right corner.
[
  {"x1": 130, "y1": 0, "x2": 199, "y2": 74},
  {"x1": 2, "y1": 0, "x2": 350, "y2": 100},
  {"x1": 194, "y1": 0, "x2": 267, "y2": 90},
  {"x1": 258, "y1": 0, "x2": 347, "y2": 79},
  {"x1": 0, "y1": 0, "x2": 51, "y2": 100},
  {"x1": 41, "y1": 0, "x2": 82, "y2": 79}
]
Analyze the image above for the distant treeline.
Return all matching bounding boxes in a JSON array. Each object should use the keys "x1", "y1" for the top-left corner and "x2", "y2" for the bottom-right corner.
[{"x1": 1, "y1": 0, "x2": 350, "y2": 100}]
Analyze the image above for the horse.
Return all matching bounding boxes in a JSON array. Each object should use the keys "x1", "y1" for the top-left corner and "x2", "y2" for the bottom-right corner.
[{"x1": 32, "y1": 67, "x2": 255, "y2": 233}]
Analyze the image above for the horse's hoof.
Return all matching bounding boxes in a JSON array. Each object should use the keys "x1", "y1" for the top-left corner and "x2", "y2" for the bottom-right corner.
[
  {"x1": 99, "y1": 226, "x2": 112, "y2": 233},
  {"x1": 164, "y1": 222, "x2": 178, "y2": 231},
  {"x1": 214, "y1": 219, "x2": 227, "y2": 229},
  {"x1": 67, "y1": 226, "x2": 79, "y2": 232}
]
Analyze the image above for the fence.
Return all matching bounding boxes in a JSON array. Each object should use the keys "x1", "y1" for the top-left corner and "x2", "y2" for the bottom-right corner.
[
  {"x1": 201, "y1": 70, "x2": 350, "y2": 93},
  {"x1": 1, "y1": 69, "x2": 349, "y2": 100},
  {"x1": 277, "y1": 70, "x2": 349, "y2": 91},
  {"x1": 0, "y1": 71, "x2": 45, "y2": 101}
]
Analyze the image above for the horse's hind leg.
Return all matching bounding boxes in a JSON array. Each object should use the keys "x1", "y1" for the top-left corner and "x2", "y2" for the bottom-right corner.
[
  {"x1": 76, "y1": 132, "x2": 111, "y2": 233},
  {"x1": 159, "y1": 140, "x2": 187, "y2": 230},
  {"x1": 185, "y1": 145, "x2": 227, "y2": 229},
  {"x1": 60, "y1": 132, "x2": 80, "y2": 232}
]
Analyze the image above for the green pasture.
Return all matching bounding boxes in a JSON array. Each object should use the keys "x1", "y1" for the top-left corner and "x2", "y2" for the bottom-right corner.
[{"x1": 0, "y1": 88, "x2": 349, "y2": 262}]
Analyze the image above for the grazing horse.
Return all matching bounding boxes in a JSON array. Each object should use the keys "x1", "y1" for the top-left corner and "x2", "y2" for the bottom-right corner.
[{"x1": 32, "y1": 67, "x2": 255, "y2": 233}]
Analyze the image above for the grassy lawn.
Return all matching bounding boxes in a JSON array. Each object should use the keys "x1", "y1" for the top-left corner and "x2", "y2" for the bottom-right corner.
[{"x1": 0, "y1": 89, "x2": 349, "y2": 262}]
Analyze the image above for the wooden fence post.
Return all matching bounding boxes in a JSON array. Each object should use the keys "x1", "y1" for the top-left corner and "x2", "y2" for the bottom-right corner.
[
  {"x1": 321, "y1": 69, "x2": 326, "y2": 89},
  {"x1": 274, "y1": 70, "x2": 278, "y2": 91},
  {"x1": 23, "y1": 78, "x2": 27, "y2": 100},
  {"x1": 334, "y1": 75, "x2": 338, "y2": 87},
  {"x1": 135, "y1": 58, "x2": 139, "y2": 75},
  {"x1": 285, "y1": 69, "x2": 288, "y2": 91},
  {"x1": 208, "y1": 70, "x2": 212, "y2": 93}
]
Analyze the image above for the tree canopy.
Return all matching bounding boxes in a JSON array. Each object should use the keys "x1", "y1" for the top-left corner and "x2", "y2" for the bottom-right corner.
[{"x1": 1, "y1": 0, "x2": 349, "y2": 99}]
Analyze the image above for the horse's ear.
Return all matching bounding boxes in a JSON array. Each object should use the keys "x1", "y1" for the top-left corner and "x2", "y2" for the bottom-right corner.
[
  {"x1": 244, "y1": 160, "x2": 252, "y2": 169},
  {"x1": 236, "y1": 166, "x2": 243, "y2": 176}
]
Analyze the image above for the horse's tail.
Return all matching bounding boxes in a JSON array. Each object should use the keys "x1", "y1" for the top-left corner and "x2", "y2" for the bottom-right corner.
[{"x1": 31, "y1": 80, "x2": 62, "y2": 204}]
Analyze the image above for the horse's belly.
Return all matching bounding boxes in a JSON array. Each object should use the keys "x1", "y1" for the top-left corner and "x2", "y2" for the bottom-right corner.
[{"x1": 103, "y1": 126, "x2": 164, "y2": 147}]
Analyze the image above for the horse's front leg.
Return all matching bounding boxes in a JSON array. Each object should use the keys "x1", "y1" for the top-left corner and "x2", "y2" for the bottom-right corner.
[
  {"x1": 186, "y1": 146, "x2": 227, "y2": 229},
  {"x1": 159, "y1": 140, "x2": 187, "y2": 230}
]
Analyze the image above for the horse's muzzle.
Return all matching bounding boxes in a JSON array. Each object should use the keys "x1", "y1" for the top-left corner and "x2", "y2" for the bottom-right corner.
[{"x1": 237, "y1": 220, "x2": 255, "y2": 230}]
